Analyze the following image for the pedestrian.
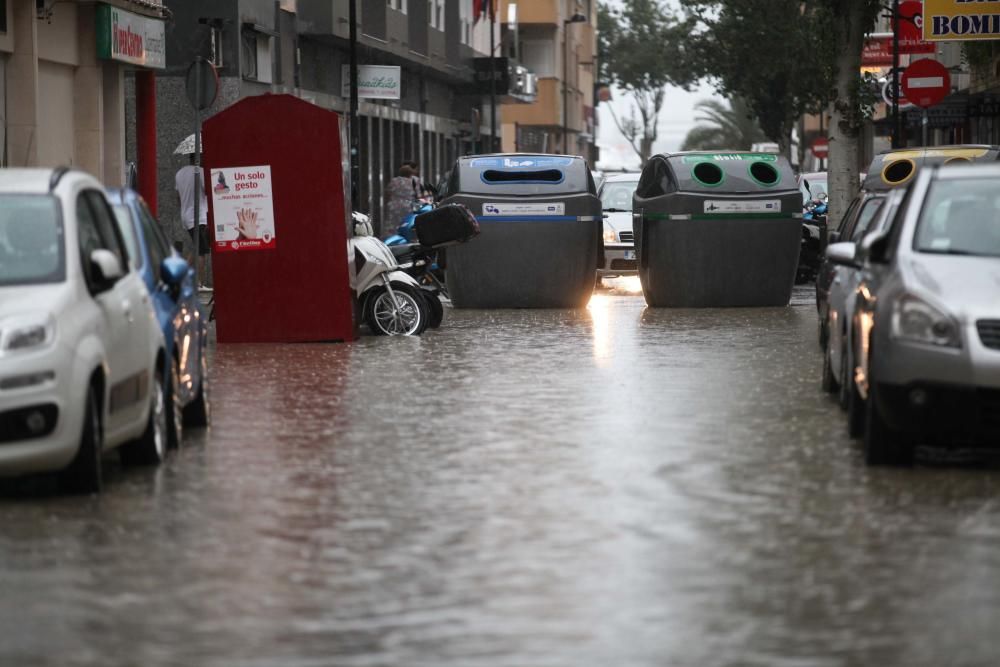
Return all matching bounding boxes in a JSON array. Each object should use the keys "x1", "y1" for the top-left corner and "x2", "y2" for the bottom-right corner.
[
  {"x1": 175, "y1": 155, "x2": 209, "y2": 286},
  {"x1": 405, "y1": 160, "x2": 437, "y2": 200},
  {"x1": 384, "y1": 163, "x2": 416, "y2": 237}
]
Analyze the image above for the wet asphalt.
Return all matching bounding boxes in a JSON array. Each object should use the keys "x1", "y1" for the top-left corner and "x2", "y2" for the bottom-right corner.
[{"x1": 2, "y1": 280, "x2": 1000, "y2": 667}]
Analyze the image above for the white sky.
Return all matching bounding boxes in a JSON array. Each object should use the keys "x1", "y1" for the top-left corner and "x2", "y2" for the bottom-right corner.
[{"x1": 594, "y1": 1, "x2": 723, "y2": 171}]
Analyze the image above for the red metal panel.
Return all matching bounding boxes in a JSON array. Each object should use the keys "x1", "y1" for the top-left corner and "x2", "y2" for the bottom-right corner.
[
  {"x1": 202, "y1": 95, "x2": 357, "y2": 343},
  {"x1": 136, "y1": 71, "x2": 158, "y2": 216}
]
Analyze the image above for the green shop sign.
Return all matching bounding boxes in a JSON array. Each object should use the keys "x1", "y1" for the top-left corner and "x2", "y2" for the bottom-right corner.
[
  {"x1": 681, "y1": 153, "x2": 779, "y2": 163},
  {"x1": 96, "y1": 3, "x2": 166, "y2": 69}
]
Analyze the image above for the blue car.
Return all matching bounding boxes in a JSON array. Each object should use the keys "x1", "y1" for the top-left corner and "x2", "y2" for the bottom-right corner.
[{"x1": 107, "y1": 188, "x2": 210, "y2": 446}]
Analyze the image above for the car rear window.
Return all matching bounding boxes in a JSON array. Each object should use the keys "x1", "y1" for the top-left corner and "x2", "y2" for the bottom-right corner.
[
  {"x1": 0, "y1": 195, "x2": 66, "y2": 286},
  {"x1": 599, "y1": 180, "x2": 639, "y2": 211}
]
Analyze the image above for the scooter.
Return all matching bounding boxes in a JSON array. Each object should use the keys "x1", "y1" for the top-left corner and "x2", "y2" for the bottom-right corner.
[
  {"x1": 384, "y1": 198, "x2": 434, "y2": 247},
  {"x1": 349, "y1": 212, "x2": 433, "y2": 336},
  {"x1": 797, "y1": 195, "x2": 828, "y2": 284}
]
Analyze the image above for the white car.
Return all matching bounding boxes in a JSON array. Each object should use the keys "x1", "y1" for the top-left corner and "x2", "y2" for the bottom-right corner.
[
  {"x1": 597, "y1": 172, "x2": 640, "y2": 279},
  {"x1": 0, "y1": 168, "x2": 170, "y2": 493}
]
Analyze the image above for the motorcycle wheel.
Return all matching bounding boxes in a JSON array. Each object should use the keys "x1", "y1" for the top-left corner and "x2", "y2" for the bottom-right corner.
[
  {"x1": 365, "y1": 283, "x2": 429, "y2": 336},
  {"x1": 423, "y1": 290, "x2": 444, "y2": 329}
]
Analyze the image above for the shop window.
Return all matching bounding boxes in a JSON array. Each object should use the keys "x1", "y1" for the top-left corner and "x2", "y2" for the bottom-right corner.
[{"x1": 241, "y1": 25, "x2": 275, "y2": 84}]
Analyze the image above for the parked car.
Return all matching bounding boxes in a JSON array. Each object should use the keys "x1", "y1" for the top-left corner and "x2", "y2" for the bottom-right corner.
[
  {"x1": 832, "y1": 164, "x2": 1000, "y2": 464},
  {"x1": 815, "y1": 190, "x2": 887, "y2": 347},
  {"x1": 820, "y1": 187, "x2": 906, "y2": 417},
  {"x1": 0, "y1": 168, "x2": 172, "y2": 493},
  {"x1": 108, "y1": 188, "x2": 210, "y2": 445},
  {"x1": 597, "y1": 172, "x2": 640, "y2": 281}
]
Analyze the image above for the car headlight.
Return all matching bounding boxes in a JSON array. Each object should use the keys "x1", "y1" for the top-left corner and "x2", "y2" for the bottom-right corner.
[
  {"x1": 0, "y1": 313, "x2": 57, "y2": 355},
  {"x1": 890, "y1": 295, "x2": 961, "y2": 348},
  {"x1": 602, "y1": 228, "x2": 618, "y2": 243}
]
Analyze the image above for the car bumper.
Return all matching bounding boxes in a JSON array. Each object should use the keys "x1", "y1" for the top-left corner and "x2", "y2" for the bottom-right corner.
[
  {"x1": 873, "y1": 381, "x2": 1000, "y2": 446},
  {"x1": 598, "y1": 244, "x2": 637, "y2": 276},
  {"x1": 0, "y1": 349, "x2": 85, "y2": 476}
]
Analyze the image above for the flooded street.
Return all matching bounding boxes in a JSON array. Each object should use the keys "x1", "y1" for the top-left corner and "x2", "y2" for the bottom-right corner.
[{"x1": 3, "y1": 284, "x2": 1000, "y2": 667}]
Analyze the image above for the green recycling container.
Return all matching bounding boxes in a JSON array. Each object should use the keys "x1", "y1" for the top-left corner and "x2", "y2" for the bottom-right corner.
[
  {"x1": 634, "y1": 151, "x2": 802, "y2": 308},
  {"x1": 438, "y1": 154, "x2": 602, "y2": 308}
]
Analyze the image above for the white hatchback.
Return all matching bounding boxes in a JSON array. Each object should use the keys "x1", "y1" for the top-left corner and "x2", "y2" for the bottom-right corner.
[{"x1": 0, "y1": 168, "x2": 168, "y2": 493}]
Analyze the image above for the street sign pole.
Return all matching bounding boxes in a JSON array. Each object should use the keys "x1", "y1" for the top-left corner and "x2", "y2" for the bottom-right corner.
[
  {"x1": 349, "y1": 0, "x2": 360, "y2": 212},
  {"x1": 892, "y1": 0, "x2": 901, "y2": 148}
]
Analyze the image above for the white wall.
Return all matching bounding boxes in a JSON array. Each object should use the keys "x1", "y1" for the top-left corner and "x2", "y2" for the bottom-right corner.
[{"x1": 37, "y1": 60, "x2": 75, "y2": 166}]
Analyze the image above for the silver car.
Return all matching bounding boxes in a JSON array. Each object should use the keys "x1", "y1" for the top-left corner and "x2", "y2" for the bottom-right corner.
[
  {"x1": 830, "y1": 164, "x2": 1000, "y2": 464},
  {"x1": 821, "y1": 188, "x2": 905, "y2": 415},
  {"x1": 597, "y1": 172, "x2": 640, "y2": 280}
]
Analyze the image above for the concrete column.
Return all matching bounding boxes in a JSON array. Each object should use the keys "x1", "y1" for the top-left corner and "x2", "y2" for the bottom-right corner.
[
  {"x1": 8, "y1": 0, "x2": 40, "y2": 166},
  {"x1": 103, "y1": 63, "x2": 125, "y2": 186},
  {"x1": 74, "y1": 5, "x2": 104, "y2": 177}
]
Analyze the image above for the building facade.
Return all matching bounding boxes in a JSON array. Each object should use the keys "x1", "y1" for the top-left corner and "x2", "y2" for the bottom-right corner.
[
  {"x1": 498, "y1": 0, "x2": 598, "y2": 164},
  {"x1": 0, "y1": 0, "x2": 166, "y2": 187},
  {"x1": 145, "y1": 0, "x2": 529, "y2": 241}
]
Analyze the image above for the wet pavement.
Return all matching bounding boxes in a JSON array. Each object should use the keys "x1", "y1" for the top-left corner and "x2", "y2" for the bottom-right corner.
[{"x1": 3, "y1": 281, "x2": 1000, "y2": 666}]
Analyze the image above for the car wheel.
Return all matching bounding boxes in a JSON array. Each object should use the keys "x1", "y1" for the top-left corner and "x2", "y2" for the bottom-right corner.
[
  {"x1": 837, "y1": 345, "x2": 850, "y2": 410},
  {"x1": 183, "y1": 343, "x2": 211, "y2": 428},
  {"x1": 59, "y1": 384, "x2": 103, "y2": 494},
  {"x1": 423, "y1": 291, "x2": 444, "y2": 329},
  {"x1": 365, "y1": 283, "x2": 428, "y2": 336},
  {"x1": 864, "y1": 381, "x2": 913, "y2": 466},
  {"x1": 120, "y1": 367, "x2": 169, "y2": 466},
  {"x1": 165, "y1": 357, "x2": 183, "y2": 449},
  {"x1": 821, "y1": 345, "x2": 839, "y2": 394}
]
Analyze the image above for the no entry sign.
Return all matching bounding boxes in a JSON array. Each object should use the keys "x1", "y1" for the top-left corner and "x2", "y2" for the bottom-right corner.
[
  {"x1": 811, "y1": 137, "x2": 829, "y2": 160},
  {"x1": 901, "y1": 59, "x2": 951, "y2": 108}
]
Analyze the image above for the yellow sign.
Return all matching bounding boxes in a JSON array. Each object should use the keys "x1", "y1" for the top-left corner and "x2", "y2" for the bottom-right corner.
[{"x1": 924, "y1": 0, "x2": 1000, "y2": 41}]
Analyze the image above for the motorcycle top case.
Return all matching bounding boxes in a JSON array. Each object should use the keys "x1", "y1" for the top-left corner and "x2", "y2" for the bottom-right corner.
[{"x1": 413, "y1": 203, "x2": 480, "y2": 248}]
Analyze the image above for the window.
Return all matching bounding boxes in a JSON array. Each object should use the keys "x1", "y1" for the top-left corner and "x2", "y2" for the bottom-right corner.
[
  {"x1": 242, "y1": 27, "x2": 274, "y2": 83},
  {"x1": 459, "y1": 0, "x2": 472, "y2": 45},
  {"x1": 209, "y1": 25, "x2": 224, "y2": 68},
  {"x1": 77, "y1": 192, "x2": 126, "y2": 289},
  {"x1": 84, "y1": 191, "x2": 128, "y2": 270},
  {"x1": 0, "y1": 195, "x2": 65, "y2": 286},
  {"x1": 138, "y1": 201, "x2": 170, "y2": 274},
  {"x1": 429, "y1": 0, "x2": 445, "y2": 29},
  {"x1": 111, "y1": 204, "x2": 142, "y2": 270},
  {"x1": 848, "y1": 198, "x2": 885, "y2": 242},
  {"x1": 388, "y1": 0, "x2": 408, "y2": 14},
  {"x1": 0, "y1": 0, "x2": 7, "y2": 33}
]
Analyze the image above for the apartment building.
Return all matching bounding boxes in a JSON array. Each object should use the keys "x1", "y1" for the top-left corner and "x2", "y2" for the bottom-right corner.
[
  {"x1": 0, "y1": 0, "x2": 167, "y2": 191},
  {"x1": 498, "y1": 0, "x2": 598, "y2": 163},
  {"x1": 146, "y1": 0, "x2": 535, "y2": 238}
]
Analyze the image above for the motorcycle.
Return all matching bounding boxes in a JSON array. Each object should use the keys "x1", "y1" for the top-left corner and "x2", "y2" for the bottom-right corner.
[
  {"x1": 384, "y1": 197, "x2": 435, "y2": 247},
  {"x1": 349, "y1": 212, "x2": 433, "y2": 336},
  {"x1": 797, "y1": 195, "x2": 828, "y2": 284}
]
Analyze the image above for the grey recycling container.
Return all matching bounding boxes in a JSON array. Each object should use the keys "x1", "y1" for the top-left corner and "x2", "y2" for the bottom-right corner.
[
  {"x1": 438, "y1": 154, "x2": 602, "y2": 308},
  {"x1": 634, "y1": 151, "x2": 802, "y2": 308}
]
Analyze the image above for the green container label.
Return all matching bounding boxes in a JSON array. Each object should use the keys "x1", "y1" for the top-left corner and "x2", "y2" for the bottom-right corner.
[{"x1": 681, "y1": 153, "x2": 779, "y2": 163}]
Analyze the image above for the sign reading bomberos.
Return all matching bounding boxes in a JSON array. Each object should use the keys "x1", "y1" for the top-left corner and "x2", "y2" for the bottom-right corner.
[{"x1": 924, "y1": 0, "x2": 1000, "y2": 41}]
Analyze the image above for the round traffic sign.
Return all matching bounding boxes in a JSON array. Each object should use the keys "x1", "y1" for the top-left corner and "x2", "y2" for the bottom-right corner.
[
  {"x1": 811, "y1": 137, "x2": 829, "y2": 160},
  {"x1": 901, "y1": 59, "x2": 951, "y2": 109},
  {"x1": 185, "y1": 58, "x2": 219, "y2": 112}
]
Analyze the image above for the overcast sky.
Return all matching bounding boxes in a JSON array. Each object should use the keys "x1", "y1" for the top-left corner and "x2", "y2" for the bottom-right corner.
[{"x1": 594, "y1": 1, "x2": 723, "y2": 171}]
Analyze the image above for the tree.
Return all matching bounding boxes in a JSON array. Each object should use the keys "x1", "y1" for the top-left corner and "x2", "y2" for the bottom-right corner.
[
  {"x1": 680, "y1": 98, "x2": 766, "y2": 151},
  {"x1": 598, "y1": 0, "x2": 695, "y2": 166},
  {"x1": 679, "y1": 0, "x2": 835, "y2": 154}
]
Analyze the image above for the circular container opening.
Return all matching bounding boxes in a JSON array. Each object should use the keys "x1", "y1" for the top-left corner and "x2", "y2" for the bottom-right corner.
[
  {"x1": 748, "y1": 161, "x2": 780, "y2": 186},
  {"x1": 944, "y1": 157, "x2": 972, "y2": 166},
  {"x1": 692, "y1": 162, "x2": 724, "y2": 187},
  {"x1": 882, "y1": 159, "x2": 915, "y2": 185}
]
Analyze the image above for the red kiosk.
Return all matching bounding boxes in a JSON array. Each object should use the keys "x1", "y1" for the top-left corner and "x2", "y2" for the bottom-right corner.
[{"x1": 202, "y1": 95, "x2": 356, "y2": 343}]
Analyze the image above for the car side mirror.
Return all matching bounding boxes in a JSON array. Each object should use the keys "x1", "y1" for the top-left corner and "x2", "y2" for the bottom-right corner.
[
  {"x1": 825, "y1": 241, "x2": 859, "y2": 268},
  {"x1": 89, "y1": 249, "x2": 123, "y2": 292},
  {"x1": 161, "y1": 256, "x2": 189, "y2": 289},
  {"x1": 859, "y1": 230, "x2": 890, "y2": 264}
]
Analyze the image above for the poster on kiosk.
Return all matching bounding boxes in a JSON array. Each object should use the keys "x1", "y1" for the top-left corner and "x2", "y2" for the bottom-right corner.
[{"x1": 202, "y1": 95, "x2": 356, "y2": 343}]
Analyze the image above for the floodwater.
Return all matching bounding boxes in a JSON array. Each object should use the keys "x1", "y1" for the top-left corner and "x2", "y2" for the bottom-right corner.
[{"x1": 3, "y1": 282, "x2": 1000, "y2": 667}]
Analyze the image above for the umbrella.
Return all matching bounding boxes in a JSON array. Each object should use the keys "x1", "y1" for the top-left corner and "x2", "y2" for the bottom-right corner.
[{"x1": 173, "y1": 134, "x2": 197, "y2": 155}]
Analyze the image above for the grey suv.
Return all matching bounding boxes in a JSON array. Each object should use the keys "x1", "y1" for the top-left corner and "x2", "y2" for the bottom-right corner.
[{"x1": 831, "y1": 164, "x2": 1000, "y2": 464}]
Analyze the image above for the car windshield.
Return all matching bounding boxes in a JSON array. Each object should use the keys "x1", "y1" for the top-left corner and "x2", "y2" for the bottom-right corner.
[
  {"x1": 0, "y1": 195, "x2": 66, "y2": 286},
  {"x1": 915, "y1": 178, "x2": 1000, "y2": 257},
  {"x1": 600, "y1": 180, "x2": 639, "y2": 211},
  {"x1": 112, "y1": 203, "x2": 142, "y2": 270},
  {"x1": 800, "y1": 176, "x2": 828, "y2": 204}
]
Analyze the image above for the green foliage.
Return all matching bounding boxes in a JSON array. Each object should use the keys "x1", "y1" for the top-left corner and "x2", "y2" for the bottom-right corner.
[
  {"x1": 599, "y1": 0, "x2": 696, "y2": 164},
  {"x1": 678, "y1": 0, "x2": 882, "y2": 146},
  {"x1": 680, "y1": 98, "x2": 766, "y2": 150}
]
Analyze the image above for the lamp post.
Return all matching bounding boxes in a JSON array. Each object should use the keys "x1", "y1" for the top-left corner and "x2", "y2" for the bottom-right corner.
[{"x1": 562, "y1": 12, "x2": 587, "y2": 155}]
